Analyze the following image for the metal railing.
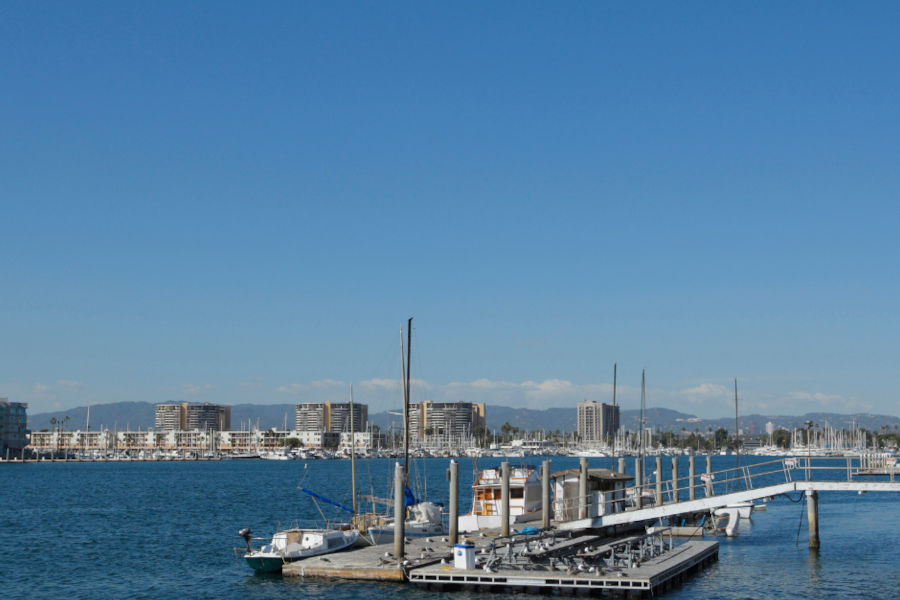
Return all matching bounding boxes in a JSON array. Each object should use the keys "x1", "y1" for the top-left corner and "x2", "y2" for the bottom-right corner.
[{"x1": 553, "y1": 455, "x2": 898, "y2": 520}]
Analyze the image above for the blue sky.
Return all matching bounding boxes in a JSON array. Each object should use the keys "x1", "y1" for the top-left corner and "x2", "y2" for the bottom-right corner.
[{"x1": 2, "y1": 2, "x2": 898, "y2": 419}]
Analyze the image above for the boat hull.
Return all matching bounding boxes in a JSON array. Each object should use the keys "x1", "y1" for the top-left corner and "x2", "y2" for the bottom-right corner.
[{"x1": 244, "y1": 554, "x2": 287, "y2": 573}]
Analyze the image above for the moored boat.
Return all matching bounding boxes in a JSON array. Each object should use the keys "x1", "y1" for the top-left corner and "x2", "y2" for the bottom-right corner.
[
  {"x1": 458, "y1": 465, "x2": 542, "y2": 532},
  {"x1": 239, "y1": 527, "x2": 358, "y2": 572}
]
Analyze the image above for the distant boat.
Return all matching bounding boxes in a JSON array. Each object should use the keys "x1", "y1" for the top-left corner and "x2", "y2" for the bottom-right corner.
[{"x1": 239, "y1": 527, "x2": 357, "y2": 572}]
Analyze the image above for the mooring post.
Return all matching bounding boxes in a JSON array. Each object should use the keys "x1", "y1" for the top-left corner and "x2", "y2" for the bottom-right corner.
[
  {"x1": 671, "y1": 456, "x2": 679, "y2": 503},
  {"x1": 393, "y1": 462, "x2": 405, "y2": 559},
  {"x1": 501, "y1": 461, "x2": 511, "y2": 537},
  {"x1": 806, "y1": 489, "x2": 820, "y2": 550},
  {"x1": 579, "y1": 457, "x2": 589, "y2": 519},
  {"x1": 706, "y1": 454, "x2": 714, "y2": 497},
  {"x1": 655, "y1": 456, "x2": 663, "y2": 506},
  {"x1": 449, "y1": 459, "x2": 459, "y2": 546},
  {"x1": 635, "y1": 457, "x2": 643, "y2": 509},
  {"x1": 618, "y1": 457, "x2": 626, "y2": 474},
  {"x1": 689, "y1": 455, "x2": 696, "y2": 500},
  {"x1": 541, "y1": 459, "x2": 551, "y2": 529}
]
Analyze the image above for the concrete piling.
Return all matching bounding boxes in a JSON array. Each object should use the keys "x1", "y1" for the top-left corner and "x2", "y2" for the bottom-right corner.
[
  {"x1": 635, "y1": 458, "x2": 643, "y2": 509},
  {"x1": 394, "y1": 462, "x2": 405, "y2": 560},
  {"x1": 689, "y1": 455, "x2": 696, "y2": 501},
  {"x1": 501, "y1": 461, "x2": 510, "y2": 537},
  {"x1": 671, "y1": 456, "x2": 679, "y2": 503},
  {"x1": 618, "y1": 457, "x2": 626, "y2": 474},
  {"x1": 542, "y1": 459, "x2": 551, "y2": 529},
  {"x1": 449, "y1": 459, "x2": 459, "y2": 546},
  {"x1": 706, "y1": 455, "x2": 714, "y2": 497},
  {"x1": 579, "y1": 457, "x2": 588, "y2": 519},
  {"x1": 655, "y1": 456, "x2": 663, "y2": 506},
  {"x1": 806, "y1": 490, "x2": 820, "y2": 550}
]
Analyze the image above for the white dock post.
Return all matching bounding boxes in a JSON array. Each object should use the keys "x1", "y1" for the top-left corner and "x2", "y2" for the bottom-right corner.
[
  {"x1": 393, "y1": 462, "x2": 405, "y2": 559},
  {"x1": 501, "y1": 461, "x2": 510, "y2": 537},
  {"x1": 655, "y1": 456, "x2": 663, "y2": 506},
  {"x1": 542, "y1": 459, "x2": 551, "y2": 529},
  {"x1": 579, "y1": 457, "x2": 588, "y2": 519},
  {"x1": 706, "y1": 455, "x2": 714, "y2": 497},
  {"x1": 689, "y1": 455, "x2": 696, "y2": 500},
  {"x1": 618, "y1": 457, "x2": 626, "y2": 474},
  {"x1": 806, "y1": 489, "x2": 820, "y2": 550},
  {"x1": 635, "y1": 458, "x2": 643, "y2": 509},
  {"x1": 671, "y1": 456, "x2": 679, "y2": 503},
  {"x1": 449, "y1": 459, "x2": 459, "y2": 546}
]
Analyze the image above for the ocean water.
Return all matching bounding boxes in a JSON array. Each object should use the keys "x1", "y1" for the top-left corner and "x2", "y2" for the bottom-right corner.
[{"x1": 3, "y1": 456, "x2": 899, "y2": 599}]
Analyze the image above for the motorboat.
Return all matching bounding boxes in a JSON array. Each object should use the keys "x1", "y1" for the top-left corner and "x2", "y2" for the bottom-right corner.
[
  {"x1": 239, "y1": 527, "x2": 358, "y2": 572},
  {"x1": 458, "y1": 465, "x2": 543, "y2": 532}
]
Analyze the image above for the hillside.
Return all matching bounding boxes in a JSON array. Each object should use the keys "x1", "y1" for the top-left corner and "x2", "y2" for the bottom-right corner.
[{"x1": 27, "y1": 401, "x2": 900, "y2": 435}]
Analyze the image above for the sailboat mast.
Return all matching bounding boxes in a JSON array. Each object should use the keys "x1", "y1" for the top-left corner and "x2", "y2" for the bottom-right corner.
[
  {"x1": 640, "y1": 369, "x2": 646, "y2": 484},
  {"x1": 350, "y1": 383, "x2": 357, "y2": 517},
  {"x1": 611, "y1": 363, "x2": 617, "y2": 470},
  {"x1": 734, "y1": 378, "x2": 740, "y2": 472}
]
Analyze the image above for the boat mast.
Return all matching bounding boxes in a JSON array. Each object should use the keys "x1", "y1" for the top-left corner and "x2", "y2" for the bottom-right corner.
[
  {"x1": 611, "y1": 363, "x2": 616, "y2": 470},
  {"x1": 734, "y1": 378, "x2": 740, "y2": 474},
  {"x1": 350, "y1": 383, "x2": 357, "y2": 518},
  {"x1": 640, "y1": 369, "x2": 646, "y2": 485}
]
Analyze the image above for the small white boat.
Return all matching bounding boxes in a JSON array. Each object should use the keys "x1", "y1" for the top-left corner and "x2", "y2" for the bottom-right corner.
[
  {"x1": 725, "y1": 501, "x2": 753, "y2": 520},
  {"x1": 714, "y1": 507, "x2": 741, "y2": 537},
  {"x1": 240, "y1": 527, "x2": 358, "y2": 572}
]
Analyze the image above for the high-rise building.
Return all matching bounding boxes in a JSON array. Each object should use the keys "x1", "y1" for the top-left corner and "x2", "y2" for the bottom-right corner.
[
  {"x1": 0, "y1": 398, "x2": 28, "y2": 455},
  {"x1": 408, "y1": 401, "x2": 486, "y2": 440},
  {"x1": 154, "y1": 403, "x2": 230, "y2": 432},
  {"x1": 295, "y1": 402, "x2": 367, "y2": 433},
  {"x1": 577, "y1": 400, "x2": 619, "y2": 444},
  {"x1": 185, "y1": 403, "x2": 231, "y2": 431},
  {"x1": 155, "y1": 403, "x2": 184, "y2": 431}
]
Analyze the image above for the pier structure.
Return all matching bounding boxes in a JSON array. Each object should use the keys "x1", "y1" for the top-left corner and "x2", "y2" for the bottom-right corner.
[
  {"x1": 557, "y1": 455, "x2": 900, "y2": 549},
  {"x1": 283, "y1": 525, "x2": 719, "y2": 597}
]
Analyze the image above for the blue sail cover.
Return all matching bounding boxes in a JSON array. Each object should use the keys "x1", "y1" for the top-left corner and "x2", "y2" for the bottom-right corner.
[{"x1": 300, "y1": 487, "x2": 354, "y2": 514}]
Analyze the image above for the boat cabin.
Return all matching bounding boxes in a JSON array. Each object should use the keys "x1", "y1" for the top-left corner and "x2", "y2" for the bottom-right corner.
[{"x1": 549, "y1": 468, "x2": 632, "y2": 521}]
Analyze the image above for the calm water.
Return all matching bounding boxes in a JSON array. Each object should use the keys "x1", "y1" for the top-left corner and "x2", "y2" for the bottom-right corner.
[{"x1": 3, "y1": 456, "x2": 899, "y2": 599}]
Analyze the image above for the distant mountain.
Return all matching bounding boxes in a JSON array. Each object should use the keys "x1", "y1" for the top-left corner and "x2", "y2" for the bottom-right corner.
[{"x1": 27, "y1": 401, "x2": 900, "y2": 435}]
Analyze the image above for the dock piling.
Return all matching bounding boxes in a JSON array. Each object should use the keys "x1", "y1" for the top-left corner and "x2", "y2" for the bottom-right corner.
[
  {"x1": 579, "y1": 457, "x2": 588, "y2": 519},
  {"x1": 689, "y1": 455, "x2": 696, "y2": 500},
  {"x1": 449, "y1": 459, "x2": 459, "y2": 546},
  {"x1": 542, "y1": 459, "x2": 551, "y2": 529},
  {"x1": 501, "y1": 461, "x2": 510, "y2": 537},
  {"x1": 671, "y1": 456, "x2": 679, "y2": 503},
  {"x1": 635, "y1": 458, "x2": 643, "y2": 509},
  {"x1": 655, "y1": 456, "x2": 663, "y2": 506},
  {"x1": 393, "y1": 462, "x2": 405, "y2": 559},
  {"x1": 618, "y1": 457, "x2": 626, "y2": 474},
  {"x1": 806, "y1": 490, "x2": 820, "y2": 550},
  {"x1": 706, "y1": 455, "x2": 714, "y2": 497}
]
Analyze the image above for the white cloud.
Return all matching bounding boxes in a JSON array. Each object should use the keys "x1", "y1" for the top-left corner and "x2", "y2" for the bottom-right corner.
[
  {"x1": 672, "y1": 383, "x2": 731, "y2": 405},
  {"x1": 57, "y1": 380, "x2": 84, "y2": 390},
  {"x1": 33, "y1": 383, "x2": 51, "y2": 394},
  {"x1": 181, "y1": 383, "x2": 215, "y2": 396}
]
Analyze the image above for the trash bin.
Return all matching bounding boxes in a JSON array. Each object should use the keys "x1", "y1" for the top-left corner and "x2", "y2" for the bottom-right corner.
[{"x1": 453, "y1": 543, "x2": 475, "y2": 569}]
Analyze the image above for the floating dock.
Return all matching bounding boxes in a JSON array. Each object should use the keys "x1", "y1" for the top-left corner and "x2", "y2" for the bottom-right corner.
[
  {"x1": 410, "y1": 539, "x2": 717, "y2": 597},
  {"x1": 283, "y1": 528, "x2": 718, "y2": 597}
]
